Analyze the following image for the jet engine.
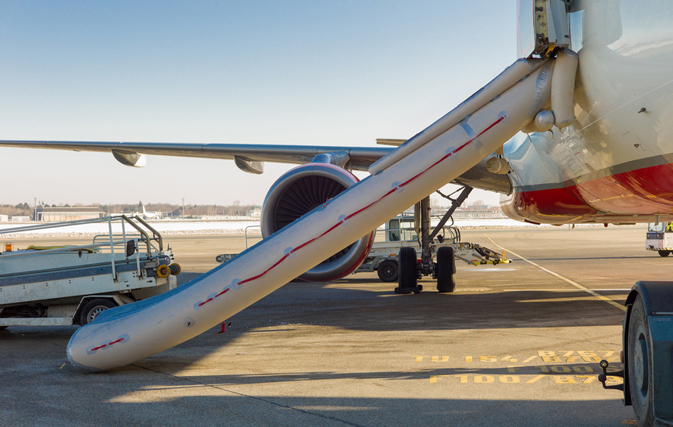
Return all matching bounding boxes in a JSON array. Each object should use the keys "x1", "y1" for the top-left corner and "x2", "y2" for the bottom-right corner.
[{"x1": 261, "y1": 163, "x2": 374, "y2": 281}]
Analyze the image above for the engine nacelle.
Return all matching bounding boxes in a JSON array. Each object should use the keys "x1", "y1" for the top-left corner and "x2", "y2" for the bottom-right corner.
[{"x1": 261, "y1": 163, "x2": 374, "y2": 281}]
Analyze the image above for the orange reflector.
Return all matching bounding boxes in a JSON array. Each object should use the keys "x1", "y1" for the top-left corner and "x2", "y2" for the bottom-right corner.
[{"x1": 4, "y1": 243, "x2": 13, "y2": 252}]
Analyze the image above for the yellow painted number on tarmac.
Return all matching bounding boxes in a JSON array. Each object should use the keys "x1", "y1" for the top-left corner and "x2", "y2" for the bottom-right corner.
[{"x1": 553, "y1": 376, "x2": 576, "y2": 384}]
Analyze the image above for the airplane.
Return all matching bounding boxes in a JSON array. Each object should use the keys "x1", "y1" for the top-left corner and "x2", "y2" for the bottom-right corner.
[
  {"x1": 4, "y1": 1, "x2": 673, "y2": 283},
  {"x1": 2, "y1": 2, "x2": 673, "y2": 423},
  {"x1": 141, "y1": 204, "x2": 161, "y2": 219}
]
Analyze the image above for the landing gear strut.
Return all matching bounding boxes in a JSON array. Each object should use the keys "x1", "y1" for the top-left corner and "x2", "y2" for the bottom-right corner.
[{"x1": 395, "y1": 186, "x2": 472, "y2": 294}]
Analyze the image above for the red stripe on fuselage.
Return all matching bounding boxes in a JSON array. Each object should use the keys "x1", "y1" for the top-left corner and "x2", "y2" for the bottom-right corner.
[{"x1": 511, "y1": 162, "x2": 673, "y2": 223}]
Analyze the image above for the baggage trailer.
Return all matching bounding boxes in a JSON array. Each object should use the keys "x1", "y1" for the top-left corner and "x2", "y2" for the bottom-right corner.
[{"x1": 0, "y1": 215, "x2": 180, "y2": 327}]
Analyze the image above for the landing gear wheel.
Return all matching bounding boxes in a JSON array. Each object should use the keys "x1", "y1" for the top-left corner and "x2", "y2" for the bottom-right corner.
[
  {"x1": 377, "y1": 260, "x2": 398, "y2": 282},
  {"x1": 628, "y1": 295, "x2": 654, "y2": 427},
  {"x1": 436, "y1": 246, "x2": 456, "y2": 293},
  {"x1": 80, "y1": 298, "x2": 117, "y2": 325},
  {"x1": 395, "y1": 247, "x2": 422, "y2": 294},
  {"x1": 658, "y1": 250, "x2": 670, "y2": 257}
]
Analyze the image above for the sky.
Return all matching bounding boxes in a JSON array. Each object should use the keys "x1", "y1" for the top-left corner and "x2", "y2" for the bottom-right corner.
[{"x1": 0, "y1": 1, "x2": 518, "y2": 208}]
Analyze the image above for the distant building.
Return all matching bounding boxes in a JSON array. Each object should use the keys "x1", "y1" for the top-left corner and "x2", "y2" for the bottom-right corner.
[
  {"x1": 34, "y1": 206, "x2": 104, "y2": 222},
  {"x1": 249, "y1": 206, "x2": 262, "y2": 218},
  {"x1": 10, "y1": 216, "x2": 31, "y2": 223},
  {"x1": 0, "y1": 214, "x2": 8, "y2": 222}
]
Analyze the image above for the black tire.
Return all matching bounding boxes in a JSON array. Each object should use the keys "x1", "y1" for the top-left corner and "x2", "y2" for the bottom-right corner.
[
  {"x1": 398, "y1": 247, "x2": 418, "y2": 289},
  {"x1": 658, "y1": 250, "x2": 670, "y2": 257},
  {"x1": 0, "y1": 326, "x2": 7, "y2": 330},
  {"x1": 436, "y1": 246, "x2": 456, "y2": 293},
  {"x1": 628, "y1": 295, "x2": 654, "y2": 427},
  {"x1": 377, "y1": 260, "x2": 399, "y2": 282},
  {"x1": 80, "y1": 298, "x2": 117, "y2": 325}
]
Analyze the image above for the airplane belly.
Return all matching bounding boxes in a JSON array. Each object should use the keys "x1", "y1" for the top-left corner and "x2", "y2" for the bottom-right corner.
[{"x1": 502, "y1": 0, "x2": 673, "y2": 224}]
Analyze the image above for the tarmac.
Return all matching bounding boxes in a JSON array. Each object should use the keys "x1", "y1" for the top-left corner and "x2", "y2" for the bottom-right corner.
[{"x1": 1, "y1": 225, "x2": 659, "y2": 426}]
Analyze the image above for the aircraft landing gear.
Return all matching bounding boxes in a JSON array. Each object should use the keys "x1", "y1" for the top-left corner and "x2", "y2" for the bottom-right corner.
[
  {"x1": 436, "y1": 246, "x2": 456, "y2": 293},
  {"x1": 396, "y1": 186, "x2": 471, "y2": 294},
  {"x1": 395, "y1": 247, "x2": 422, "y2": 294}
]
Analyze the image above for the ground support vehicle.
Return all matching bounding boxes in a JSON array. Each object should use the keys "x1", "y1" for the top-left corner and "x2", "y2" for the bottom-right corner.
[
  {"x1": 599, "y1": 282, "x2": 673, "y2": 427},
  {"x1": 355, "y1": 227, "x2": 509, "y2": 283},
  {"x1": 0, "y1": 215, "x2": 180, "y2": 327},
  {"x1": 645, "y1": 223, "x2": 673, "y2": 257}
]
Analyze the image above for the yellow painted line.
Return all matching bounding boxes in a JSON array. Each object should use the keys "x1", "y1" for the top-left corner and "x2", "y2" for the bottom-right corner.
[
  {"x1": 525, "y1": 375, "x2": 545, "y2": 384},
  {"x1": 484, "y1": 234, "x2": 627, "y2": 312}
]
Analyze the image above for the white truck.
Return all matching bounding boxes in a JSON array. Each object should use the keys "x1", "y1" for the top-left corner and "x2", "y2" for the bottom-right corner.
[
  {"x1": 645, "y1": 222, "x2": 673, "y2": 257},
  {"x1": 0, "y1": 215, "x2": 180, "y2": 327},
  {"x1": 354, "y1": 215, "x2": 509, "y2": 282}
]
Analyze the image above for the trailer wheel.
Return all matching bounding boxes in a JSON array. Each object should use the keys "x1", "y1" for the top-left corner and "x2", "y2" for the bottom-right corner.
[
  {"x1": 658, "y1": 250, "x2": 670, "y2": 257},
  {"x1": 156, "y1": 264, "x2": 171, "y2": 278},
  {"x1": 395, "y1": 247, "x2": 421, "y2": 294},
  {"x1": 80, "y1": 299, "x2": 117, "y2": 325},
  {"x1": 377, "y1": 260, "x2": 398, "y2": 282},
  {"x1": 169, "y1": 263, "x2": 182, "y2": 275},
  {"x1": 628, "y1": 295, "x2": 654, "y2": 427}
]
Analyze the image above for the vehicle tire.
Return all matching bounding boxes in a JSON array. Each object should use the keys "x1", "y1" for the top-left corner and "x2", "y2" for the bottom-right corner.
[
  {"x1": 377, "y1": 260, "x2": 398, "y2": 282},
  {"x1": 80, "y1": 298, "x2": 117, "y2": 325},
  {"x1": 0, "y1": 326, "x2": 7, "y2": 330},
  {"x1": 628, "y1": 295, "x2": 654, "y2": 427},
  {"x1": 436, "y1": 246, "x2": 456, "y2": 293},
  {"x1": 398, "y1": 247, "x2": 418, "y2": 289},
  {"x1": 658, "y1": 250, "x2": 670, "y2": 257}
]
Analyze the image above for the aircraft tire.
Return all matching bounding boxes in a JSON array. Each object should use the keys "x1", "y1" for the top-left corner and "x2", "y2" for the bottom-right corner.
[
  {"x1": 436, "y1": 246, "x2": 456, "y2": 293},
  {"x1": 377, "y1": 260, "x2": 398, "y2": 282},
  {"x1": 80, "y1": 298, "x2": 117, "y2": 326},
  {"x1": 627, "y1": 294, "x2": 654, "y2": 427},
  {"x1": 658, "y1": 250, "x2": 670, "y2": 257},
  {"x1": 396, "y1": 247, "x2": 418, "y2": 293}
]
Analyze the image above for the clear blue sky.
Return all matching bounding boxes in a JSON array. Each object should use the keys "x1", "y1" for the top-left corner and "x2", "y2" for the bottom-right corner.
[{"x1": 1, "y1": 1, "x2": 517, "y2": 207}]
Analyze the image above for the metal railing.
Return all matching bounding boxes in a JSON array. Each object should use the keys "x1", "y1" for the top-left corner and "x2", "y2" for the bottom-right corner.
[
  {"x1": 0, "y1": 215, "x2": 164, "y2": 280},
  {"x1": 241, "y1": 222, "x2": 460, "y2": 250}
]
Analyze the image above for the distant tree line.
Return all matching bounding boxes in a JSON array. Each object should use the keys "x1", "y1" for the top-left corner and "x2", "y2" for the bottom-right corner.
[
  {"x1": 0, "y1": 203, "x2": 33, "y2": 216},
  {"x1": 0, "y1": 201, "x2": 259, "y2": 218}
]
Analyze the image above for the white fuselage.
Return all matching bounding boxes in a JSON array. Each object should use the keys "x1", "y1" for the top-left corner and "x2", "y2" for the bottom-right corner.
[{"x1": 502, "y1": 0, "x2": 673, "y2": 225}]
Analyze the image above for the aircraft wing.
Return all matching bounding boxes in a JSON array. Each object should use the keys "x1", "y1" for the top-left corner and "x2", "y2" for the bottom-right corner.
[
  {"x1": 0, "y1": 140, "x2": 390, "y2": 173},
  {"x1": 0, "y1": 139, "x2": 511, "y2": 193}
]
